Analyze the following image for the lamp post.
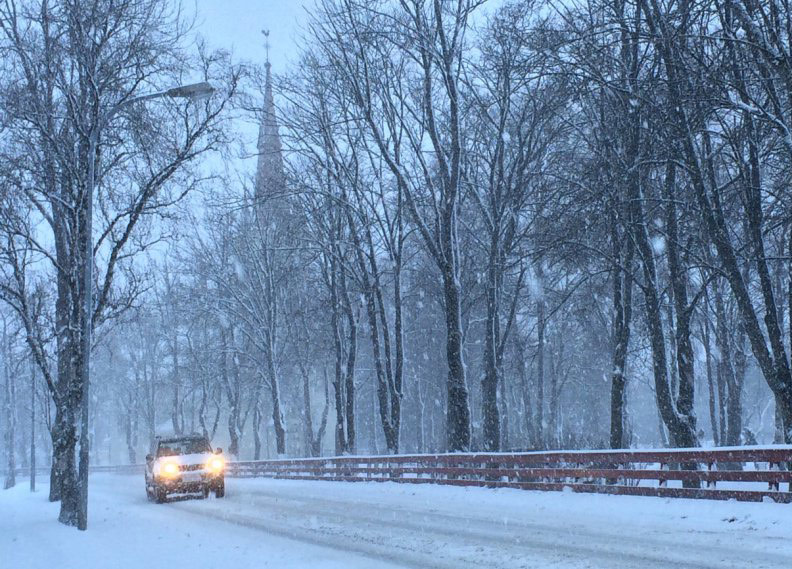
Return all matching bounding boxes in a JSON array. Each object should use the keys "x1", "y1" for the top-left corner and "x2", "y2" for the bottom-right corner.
[{"x1": 77, "y1": 81, "x2": 214, "y2": 530}]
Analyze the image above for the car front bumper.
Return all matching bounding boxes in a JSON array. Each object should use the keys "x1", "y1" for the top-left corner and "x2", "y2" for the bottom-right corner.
[{"x1": 155, "y1": 472, "x2": 223, "y2": 493}]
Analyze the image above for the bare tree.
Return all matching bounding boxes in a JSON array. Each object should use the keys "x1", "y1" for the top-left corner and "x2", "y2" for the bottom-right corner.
[
  {"x1": 305, "y1": 0, "x2": 486, "y2": 451},
  {"x1": 0, "y1": 0, "x2": 238, "y2": 527}
]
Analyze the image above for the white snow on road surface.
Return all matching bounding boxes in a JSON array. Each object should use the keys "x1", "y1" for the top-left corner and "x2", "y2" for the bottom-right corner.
[
  {"x1": 3, "y1": 473, "x2": 792, "y2": 568},
  {"x1": 2, "y1": 475, "x2": 400, "y2": 569}
]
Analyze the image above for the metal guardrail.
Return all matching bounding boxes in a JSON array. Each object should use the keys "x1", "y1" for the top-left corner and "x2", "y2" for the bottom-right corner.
[
  {"x1": 227, "y1": 446, "x2": 792, "y2": 503},
  {"x1": 6, "y1": 447, "x2": 790, "y2": 503}
]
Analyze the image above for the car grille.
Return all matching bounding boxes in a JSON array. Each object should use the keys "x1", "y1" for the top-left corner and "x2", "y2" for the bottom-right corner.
[{"x1": 179, "y1": 464, "x2": 204, "y2": 472}]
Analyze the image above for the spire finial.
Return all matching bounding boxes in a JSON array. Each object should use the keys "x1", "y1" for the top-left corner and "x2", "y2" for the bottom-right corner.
[{"x1": 261, "y1": 29, "x2": 271, "y2": 66}]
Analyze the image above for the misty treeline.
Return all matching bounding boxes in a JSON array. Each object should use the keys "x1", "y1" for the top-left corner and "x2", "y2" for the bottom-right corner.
[{"x1": 2, "y1": 0, "x2": 792, "y2": 524}]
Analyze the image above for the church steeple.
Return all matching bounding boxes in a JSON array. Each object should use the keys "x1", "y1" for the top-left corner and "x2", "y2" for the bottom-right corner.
[{"x1": 255, "y1": 30, "x2": 285, "y2": 202}]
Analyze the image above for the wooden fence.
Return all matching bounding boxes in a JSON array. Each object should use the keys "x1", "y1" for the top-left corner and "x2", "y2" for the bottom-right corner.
[
  {"x1": 6, "y1": 446, "x2": 791, "y2": 503},
  {"x1": 227, "y1": 446, "x2": 792, "y2": 503}
]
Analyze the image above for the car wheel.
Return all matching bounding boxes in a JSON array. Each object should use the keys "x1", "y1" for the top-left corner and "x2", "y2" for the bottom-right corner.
[
  {"x1": 155, "y1": 487, "x2": 167, "y2": 504},
  {"x1": 214, "y1": 479, "x2": 225, "y2": 498}
]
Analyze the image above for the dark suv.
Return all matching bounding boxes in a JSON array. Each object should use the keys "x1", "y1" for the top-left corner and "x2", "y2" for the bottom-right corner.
[{"x1": 145, "y1": 435, "x2": 225, "y2": 503}]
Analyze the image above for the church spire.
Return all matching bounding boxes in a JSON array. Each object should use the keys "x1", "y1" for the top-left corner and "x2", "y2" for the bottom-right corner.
[{"x1": 255, "y1": 29, "x2": 284, "y2": 201}]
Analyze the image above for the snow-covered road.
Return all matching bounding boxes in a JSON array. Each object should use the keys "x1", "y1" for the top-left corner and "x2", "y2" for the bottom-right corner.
[{"x1": 4, "y1": 473, "x2": 792, "y2": 568}]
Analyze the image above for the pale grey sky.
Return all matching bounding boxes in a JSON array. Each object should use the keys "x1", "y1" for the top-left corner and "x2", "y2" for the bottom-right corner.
[
  {"x1": 193, "y1": 0, "x2": 314, "y2": 72},
  {"x1": 177, "y1": 1, "x2": 317, "y2": 188}
]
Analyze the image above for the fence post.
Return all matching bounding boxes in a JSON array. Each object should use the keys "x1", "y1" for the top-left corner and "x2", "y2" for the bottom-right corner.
[
  {"x1": 706, "y1": 462, "x2": 715, "y2": 489},
  {"x1": 659, "y1": 462, "x2": 667, "y2": 488},
  {"x1": 769, "y1": 462, "x2": 780, "y2": 492}
]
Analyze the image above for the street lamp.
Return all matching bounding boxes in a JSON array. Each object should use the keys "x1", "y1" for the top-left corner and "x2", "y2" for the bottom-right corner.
[
  {"x1": 166, "y1": 81, "x2": 215, "y2": 100},
  {"x1": 77, "y1": 81, "x2": 214, "y2": 530}
]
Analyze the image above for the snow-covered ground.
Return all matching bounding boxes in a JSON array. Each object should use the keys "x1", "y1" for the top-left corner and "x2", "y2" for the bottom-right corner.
[{"x1": 3, "y1": 473, "x2": 792, "y2": 568}]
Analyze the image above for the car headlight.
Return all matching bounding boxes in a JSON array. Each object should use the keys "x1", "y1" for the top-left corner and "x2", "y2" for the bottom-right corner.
[
  {"x1": 207, "y1": 456, "x2": 225, "y2": 472},
  {"x1": 161, "y1": 462, "x2": 179, "y2": 477}
]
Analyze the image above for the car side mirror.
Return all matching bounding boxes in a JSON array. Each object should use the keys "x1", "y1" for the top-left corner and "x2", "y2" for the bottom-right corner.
[
  {"x1": 215, "y1": 448, "x2": 222, "y2": 455},
  {"x1": 145, "y1": 454, "x2": 153, "y2": 463}
]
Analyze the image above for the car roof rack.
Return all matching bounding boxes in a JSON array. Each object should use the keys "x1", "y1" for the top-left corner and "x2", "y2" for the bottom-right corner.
[{"x1": 155, "y1": 433, "x2": 208, "y2": 443}]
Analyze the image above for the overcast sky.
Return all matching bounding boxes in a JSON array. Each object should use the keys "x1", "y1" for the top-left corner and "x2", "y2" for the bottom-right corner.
[
  {"x1": 174, "y1": 1, "x2": 317, "y2": 192},
  {"x1": 193, "y1": 0, "x2": 313, "y2": 72}
]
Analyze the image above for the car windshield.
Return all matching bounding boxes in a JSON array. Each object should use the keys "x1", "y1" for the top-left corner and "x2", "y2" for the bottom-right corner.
[{"x1": 157, "y1": 439, "x2": 211, "y2": 457}]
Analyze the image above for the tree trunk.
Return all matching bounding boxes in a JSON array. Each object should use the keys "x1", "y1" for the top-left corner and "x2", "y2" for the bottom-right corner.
[
  {"x1": 441, "y1": 242, "x2": 471, "y2": 451},
  {"x1": 198, "y1": 382, "x2": 209, "y2": 441},
  {"x1": 629, "y1": 160, "x2": 697, "y2": 447},
  {"x1": 500, "y1": 368, "x2": 510, "y2": 451},
  {"x1": 124, "y1": 408, "x2": 136, "y2": 464},
  {"x1": 51, "y1": 405, "x2": 79, "y2": 525},
  {"x1": 302, "y1": 366, "x2": 315, "y2": 457},
  {"x1": 170, "y1": 335, "x2": 182, "y2": 436},
  {"x1": 663, "y1": 163, "x2": 696, "y2": 436},
  {"x1": 549, "y1": 372, "x2": 560, "y2": 449},
  {"x1": 227, "y1": 409, "x2": 239, "y2": 458},
  {"x1": 253, "y1": 401, "x2": 262, "y2": 460},
  {"x1": 610, "y1": 213, "x2": 635, "y2": 449},
  {"x1": 268, "y1": 355, "x2": 286, "y2": 456},
  {"x1": 517, "y1": 338, "x2": 536, "y2": 448},
  {"x1": 361, "y1": 275, "x2": 397, "y2": 453},
  {"x1": 727, "y1": 324, "x2": 747, "y2": 447},
  {"x1": 3, "y1": 336, "x2": 16, "y2": 489},
  {"x1": 482, "y1": 230, "x2": 501, "y2": 451},
  {"x1": 340, "y1": 265, "x2": 357, "y2": 454},
  {"x1": 311, "y1": 370, "x2": 330, "y2": 457},
  {"x1": 329, "y1": 259, "x2": 347, "y2": 456},
  {"x1": 221, "y1": 332, "x2": 240, "y2": 458},
  {"x1": 701, "y1": 311, "x2": 720, "y2": 446},
  {"x1": 30, "y1": 361, "x2": 36, "y2": 492},
  {"x1": 535, "y1": 295, "x2": 545, "y2": 447},
  {"x1": 416, "y1": 378, "x2": 426, "y2": 452},
  {"x1": 713, "y1": 284, "x2": 742, "y2": 446},
  {"x1": 332, "y1": 375, "x2": 346, "y2": 455},
  {"x1": 776, "y1": 395, "x2": 786, "y2": 444}
]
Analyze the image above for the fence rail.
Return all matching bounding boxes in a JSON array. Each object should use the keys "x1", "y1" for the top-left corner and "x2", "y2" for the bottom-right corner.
[
  {"x1": 5, "y1": 446, "x2": 791, "y2": 503},
  {"x1": 227, "y1": 446, "x2": 792, "y2": 503},
  {"x1": 4, "y1": 464, "x2": 144, "y2": 478}
]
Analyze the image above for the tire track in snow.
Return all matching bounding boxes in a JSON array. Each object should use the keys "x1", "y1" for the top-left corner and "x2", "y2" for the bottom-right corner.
[{"x1": 167, "y1": 481, "x2": 792, "y2": 569}]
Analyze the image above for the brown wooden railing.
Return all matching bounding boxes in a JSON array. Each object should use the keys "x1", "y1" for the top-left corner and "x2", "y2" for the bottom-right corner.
[
  {"x1": 6, "y1": 446, "x2": 790, "y2": 503},
  {"x1": 227, "y1": 446, "x2": 792, "y2": 503},
  {"x1": 5, "y1": 464, "x2": 145, "y2": 478}
]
